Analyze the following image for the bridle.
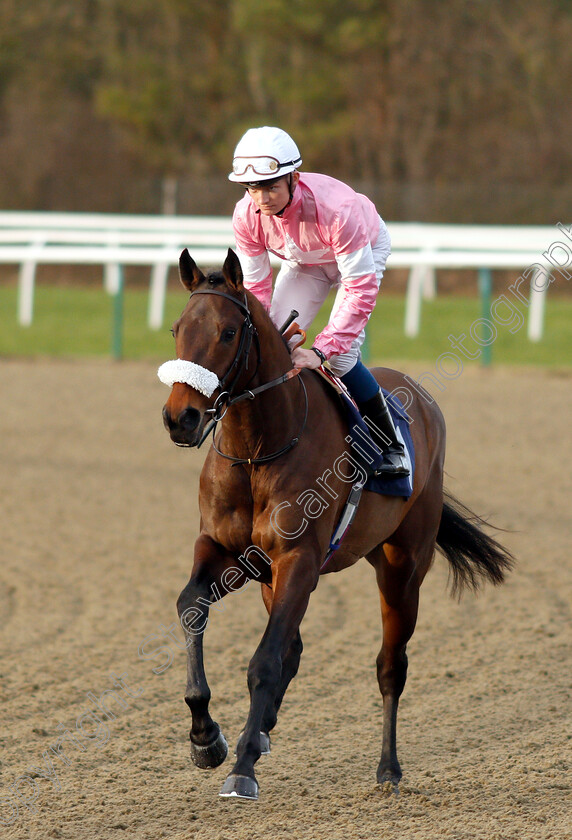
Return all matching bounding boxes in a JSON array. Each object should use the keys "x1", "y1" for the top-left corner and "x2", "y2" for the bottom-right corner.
[
  {"x1": 188, "y1": 287, "x2": 308, "y2": 465},
  {"x1": 191, "y1": 287, "x2": 260, "y2": 417}
]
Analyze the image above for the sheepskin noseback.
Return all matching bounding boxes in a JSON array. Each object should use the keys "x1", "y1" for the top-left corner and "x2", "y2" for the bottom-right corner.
[{"x1": 157, "y1": 359, "x2": 220, "y2": 397}]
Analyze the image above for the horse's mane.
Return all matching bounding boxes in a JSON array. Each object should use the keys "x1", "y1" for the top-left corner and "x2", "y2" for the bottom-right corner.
[{"x1": 243, "y1": 288, "x2": 294, "y2": 359}]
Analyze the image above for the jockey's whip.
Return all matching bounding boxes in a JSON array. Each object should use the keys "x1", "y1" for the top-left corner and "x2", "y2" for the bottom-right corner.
[{"x1": 279, "y1": 310, "x2": 299, "y2": 334}]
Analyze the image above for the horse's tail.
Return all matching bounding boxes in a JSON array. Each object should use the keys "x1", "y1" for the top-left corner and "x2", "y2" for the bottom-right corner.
[{"x1": 436, "y1": 491, "x2": 514, "y2": 597}]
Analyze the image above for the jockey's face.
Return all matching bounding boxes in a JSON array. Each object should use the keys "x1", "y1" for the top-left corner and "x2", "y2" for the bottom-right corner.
[{"x1": 246, "y1": 172, "x2": 299, "y2": 216}]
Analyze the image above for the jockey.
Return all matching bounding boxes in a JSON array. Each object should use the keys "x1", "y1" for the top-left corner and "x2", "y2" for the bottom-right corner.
[{"x1": 229, "y1": 126, "x2": 409, "y2": 477}]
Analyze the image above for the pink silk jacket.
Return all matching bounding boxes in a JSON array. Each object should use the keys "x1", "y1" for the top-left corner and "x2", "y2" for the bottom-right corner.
[{"x1": 232, "y1": 173, "x2": 388, "y2": 359}]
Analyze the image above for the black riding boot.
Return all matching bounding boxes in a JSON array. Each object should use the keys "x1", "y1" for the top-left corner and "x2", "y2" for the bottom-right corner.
[{"x1": 357, "y1": 388, "x2": 410, "y2": 477}]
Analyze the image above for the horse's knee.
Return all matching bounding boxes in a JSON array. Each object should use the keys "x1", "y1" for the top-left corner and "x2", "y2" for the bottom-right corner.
[
  {"x1": 289, "y1": 632, "x2": 303, "y2": 660},
  {"x1": 281, "y1": 633, "x2": 303, "y2": 683},
  {"x1": 176, "y1": 580, "x2": 196, "y2": 615},
  {"x1": 247, "y1": 653, "x2": 282, "y2": 696},
  {"x1": 176, "y1": 577, "x2": 210, "y2": 622},
  {"x1": 377, "y1": 647, "x2": 408, "y2": 697}
]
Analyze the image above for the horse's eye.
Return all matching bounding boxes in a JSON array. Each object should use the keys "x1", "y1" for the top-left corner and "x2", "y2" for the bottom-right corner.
[
  {"x1": 221, "y1": 328, "x2": 237, "y2": 343},
  {"x1": 170, "y1": 328, "x2": 175, "y2": 337}
]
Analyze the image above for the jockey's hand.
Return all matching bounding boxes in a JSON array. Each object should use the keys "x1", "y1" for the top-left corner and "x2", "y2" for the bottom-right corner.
[{"x1": 291, "y1": 347, "x2": 322, "y2": 369}]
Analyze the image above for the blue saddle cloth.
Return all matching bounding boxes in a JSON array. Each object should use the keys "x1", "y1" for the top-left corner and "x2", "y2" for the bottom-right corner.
[{"x1": 340, "y1": 388, "x2": 415, "y2": 500}]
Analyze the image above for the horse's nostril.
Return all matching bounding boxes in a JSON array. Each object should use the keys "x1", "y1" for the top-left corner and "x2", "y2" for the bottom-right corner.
[
  {"x1": 162, "y1": 406, "x2": 174, "y2": 431},
  {"x1": 178, "y1": 407, "x2": 201, "y2": 432},
  {"x1": 162, "y1": 404, "x2": 201, "y2": 439}
]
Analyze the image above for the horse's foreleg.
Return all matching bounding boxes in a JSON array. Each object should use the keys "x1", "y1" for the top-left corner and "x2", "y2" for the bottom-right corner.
[
  {"x1": 259, "y1": 583, "x2": 304, "y2": 739},
  {"x1": 220, "y1": 558, "x2": 317, "y2": 800},
  {"x1": 368, "y1": 543, "x2": 421, "y2": 790},
  {"x1": 235, "y1": 629, "x2": 302, "y2": 758},
  {"x1": 177, "y1": 585, "x2": 228, "y2": 770},
  {"x1": 177, "y1": 534, "x2": 241, "y2": 770},
  {"x1": 235, "y1": 584, "x2": 304, "y2": 758}
]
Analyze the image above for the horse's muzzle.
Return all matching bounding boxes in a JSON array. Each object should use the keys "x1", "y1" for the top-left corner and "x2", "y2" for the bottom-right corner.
[{"x1": 162, "y1": 404, "x2": 203, "y2": 447}]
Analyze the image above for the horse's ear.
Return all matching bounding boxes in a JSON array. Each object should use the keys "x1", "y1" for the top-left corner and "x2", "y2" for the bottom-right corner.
[
  {"x1": 179, "y1": 249, "x2": 205, "y2": 292},
  {"x1": 222, "y1": 249, "x2": 244, "y2": 291}
]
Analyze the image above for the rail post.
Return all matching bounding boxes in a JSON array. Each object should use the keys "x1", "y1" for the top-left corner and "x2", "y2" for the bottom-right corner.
[
  {"x1": 478, "y1": 267, "x2": 493, "y2": 367},
  {"x1": 112, "y1": 265, "x2": 124, "y2": 360}
]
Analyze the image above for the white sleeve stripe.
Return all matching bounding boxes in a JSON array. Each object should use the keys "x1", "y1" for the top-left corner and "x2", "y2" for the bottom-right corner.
[
  {"x1": 236, "y1": 249, "x2": 272, "y2": 284},
  {"x1": 336, "y1": 245, "x2": 376, "y2": 280}
]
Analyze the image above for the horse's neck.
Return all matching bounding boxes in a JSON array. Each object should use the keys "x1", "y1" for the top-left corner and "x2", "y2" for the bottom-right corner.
[{"x1": 249, "y1": 293, "x2": 293, "y2": 383}]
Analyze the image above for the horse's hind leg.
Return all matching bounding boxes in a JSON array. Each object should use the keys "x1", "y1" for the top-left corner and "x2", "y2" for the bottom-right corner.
[{"x1": 367, "y1": 542, "x2": 423, "y2": 789}]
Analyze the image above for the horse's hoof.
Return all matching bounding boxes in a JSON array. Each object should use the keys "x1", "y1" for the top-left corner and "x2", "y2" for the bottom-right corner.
[
  {"x1": 235, "y1": 730, "x2": 271, "y2": 756},
  {"x1": 219, "y1": 773, "x2": 259, "y2": 801},
  {"x1": 376, "y1": 765, "x2": 401, "y2": 796},
  {"x1": 378, "y1": 778, "x2": 400, "y2": 797},
  {"x1": 190, "y1": 729, "x2": 228, "y2": 769}
]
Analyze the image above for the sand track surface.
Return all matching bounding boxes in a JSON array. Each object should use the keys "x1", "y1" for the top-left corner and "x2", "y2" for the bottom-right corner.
[{"x1": 0, "y1": 360, "x2": 570, "y2": 840}]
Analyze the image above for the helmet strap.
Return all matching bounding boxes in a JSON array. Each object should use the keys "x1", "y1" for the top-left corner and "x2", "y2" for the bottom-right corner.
[{"x1": 276, "y1": 174, "x2": 295, "y2": 217}]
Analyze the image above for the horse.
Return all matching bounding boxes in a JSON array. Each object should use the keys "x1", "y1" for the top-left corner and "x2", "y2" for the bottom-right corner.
[{"x1": 159, "y1": 248, "x2": 513, "y2": 801}]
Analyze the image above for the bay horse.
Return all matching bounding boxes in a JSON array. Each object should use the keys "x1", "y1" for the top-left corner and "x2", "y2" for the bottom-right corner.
[{"x1": 160, "y1": 248, "x2": 513, "y2": 801}]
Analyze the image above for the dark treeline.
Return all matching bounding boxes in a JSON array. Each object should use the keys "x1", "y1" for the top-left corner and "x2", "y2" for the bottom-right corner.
[{"x1": 1, "y1": 0, "x2": 571, "y2": 222}]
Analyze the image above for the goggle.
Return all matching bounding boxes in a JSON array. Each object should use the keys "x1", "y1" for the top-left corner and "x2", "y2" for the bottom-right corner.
[{"x1": 232, "y1": 155, "x2": 300, "y2": 178}]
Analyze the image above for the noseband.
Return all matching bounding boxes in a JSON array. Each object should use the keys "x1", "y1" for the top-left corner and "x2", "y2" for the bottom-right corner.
[{"x1": 186, "y1": 287, "x2": 308, "y2": 464}]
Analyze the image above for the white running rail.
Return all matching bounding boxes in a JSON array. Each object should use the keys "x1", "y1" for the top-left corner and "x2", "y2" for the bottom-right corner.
[{"x1": 0, "y1": 212, "x2": 568, "y2": 340}]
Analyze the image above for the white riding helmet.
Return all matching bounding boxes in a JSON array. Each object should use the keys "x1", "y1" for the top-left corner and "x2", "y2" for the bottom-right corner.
[{"x1": 229, "y1": 126, "x2": 302, "y2": 183}]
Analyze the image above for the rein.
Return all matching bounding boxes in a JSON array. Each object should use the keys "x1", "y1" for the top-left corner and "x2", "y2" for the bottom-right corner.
[
  {"x1": 212, "y1": 376, "x2": 308, "y2": 467},
  {"x1": 189, "y1": 287, "x2": 308, "y2": 465}
]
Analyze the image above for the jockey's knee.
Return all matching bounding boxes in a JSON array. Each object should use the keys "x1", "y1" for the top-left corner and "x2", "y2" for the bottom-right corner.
[{"x1": 328, "y1": 347, "x2": 361, "y2": 377}]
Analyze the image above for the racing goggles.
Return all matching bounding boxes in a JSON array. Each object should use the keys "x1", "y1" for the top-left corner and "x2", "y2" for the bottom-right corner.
[{"x1": 232, "y1": 155, "x2": 300, "y2": 179}]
